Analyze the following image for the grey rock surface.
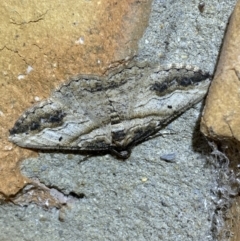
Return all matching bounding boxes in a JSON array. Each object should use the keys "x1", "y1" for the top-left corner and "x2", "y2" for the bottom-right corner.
[{"x1": 2, "y1": 0, "x2": 237, "y2": 241}]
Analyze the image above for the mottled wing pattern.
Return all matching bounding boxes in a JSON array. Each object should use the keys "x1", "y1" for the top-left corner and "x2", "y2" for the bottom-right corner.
[
  {"x1": 9, "y1": 60, "x2": 210, "y2": 158},
  {"x1": 105, "y1": 62, "x2": 210, "y2": 152},
  {"x1": 9, "y1": 75, "x2": 112, "y2": 151}
]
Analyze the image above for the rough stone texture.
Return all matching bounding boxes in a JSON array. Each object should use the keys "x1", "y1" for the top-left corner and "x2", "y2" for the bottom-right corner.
[
  {"x1": 1, "y1": 0, "x2": 238, "y2": 240},
  {"x1": 8, "y1": 103, "x2": 218, "y2": 241},
  {"x1": 0, "y1": 0, "x2": 151, "y2": 196}
]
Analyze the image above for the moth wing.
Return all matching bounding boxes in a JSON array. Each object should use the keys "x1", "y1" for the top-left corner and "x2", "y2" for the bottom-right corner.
[
  {"x1": 130, "y1": 66, "x2": 211, "y2": 139},
  {"x1": 9, "y1": 75, "x2": 112, "y2": 151},
  {"x1": 104, "y1": 62, "x2": 210, "y2": 150}
]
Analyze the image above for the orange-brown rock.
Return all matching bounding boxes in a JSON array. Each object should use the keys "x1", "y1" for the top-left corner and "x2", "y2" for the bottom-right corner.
[
  {"x1": 0, "y1": 0, "x2": 152, "y2": 198},
  {"x1": 201, "y1": 0, "x2": 240, "y2": 141},
  {"x1": 201, "y1": 1, "x2": 240, "y2": 240}
]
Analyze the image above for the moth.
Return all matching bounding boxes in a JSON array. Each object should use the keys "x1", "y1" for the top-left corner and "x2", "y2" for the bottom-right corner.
[{"x1": 9, "y1": 60, "x2": 210, "y2": 159}]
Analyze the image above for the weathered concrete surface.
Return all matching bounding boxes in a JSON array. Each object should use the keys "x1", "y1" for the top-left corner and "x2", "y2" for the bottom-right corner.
[{"x1": 0, "y1": 0, "x2": 151, "y2": 196}]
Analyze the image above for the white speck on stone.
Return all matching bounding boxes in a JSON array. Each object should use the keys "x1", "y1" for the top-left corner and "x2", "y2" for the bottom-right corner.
[
  {"x1": 17, "y1": 74, "x2": 25, "y2": 80},
  {"x1": 141, "y1": 177, "x2": 148, "y2": 182},
  {"x1": 45, "y1": 199, "x2": 49, "y2": 207},
  {"x1": 3, "y1": 144, "x2": 13, "y2": 151},
  {"x1": 97, "y1": 59, "x2": 101, "y2": 64},
  {"x1": 145, "y1": 39, "x2": 149, "y2": 44},
  {"x1": 52, "y1": 63, "x2": 57, "y2": 68},
  {"x1": 75, "y1": 36, "x2": 84, "y2": 44},
  {"x1": 35, "y1": 96, "x2": 40, "y2": 102},
  {"x1": 26, "y1": 65, "x2": 33, "y2": 74},
  {"x1": 0, "y1": 111, "x2": 4, "y2": 116}
]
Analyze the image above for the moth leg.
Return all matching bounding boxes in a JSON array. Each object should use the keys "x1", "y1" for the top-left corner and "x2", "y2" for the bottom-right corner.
[{"x1": 145, "y1": 128, "x2": 177, "y2": 141}]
